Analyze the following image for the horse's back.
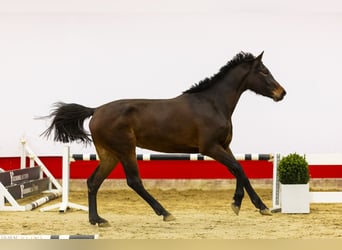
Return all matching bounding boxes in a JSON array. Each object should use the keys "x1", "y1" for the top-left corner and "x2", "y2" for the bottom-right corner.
[
  {"x1": 92, "y1": 97, "x2": 188, "y2": 123},
  {"x1": 89, "y1": 96, "x2": 201, "y2": 153}
]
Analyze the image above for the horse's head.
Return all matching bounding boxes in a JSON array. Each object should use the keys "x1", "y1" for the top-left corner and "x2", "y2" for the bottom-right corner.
[{"x1": 246, "y1": 52, "x2": 286, "y2": 101}]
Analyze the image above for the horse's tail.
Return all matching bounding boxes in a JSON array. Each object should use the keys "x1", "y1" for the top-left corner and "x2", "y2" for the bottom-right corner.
[{"x1": 41, "y1": 102, "x2": 95, "y2": 144}]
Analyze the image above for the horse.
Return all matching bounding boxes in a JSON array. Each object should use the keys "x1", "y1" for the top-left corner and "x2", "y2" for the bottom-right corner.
[{"x1": 41, "y1": 51, "x2": 286, "y2": 227}]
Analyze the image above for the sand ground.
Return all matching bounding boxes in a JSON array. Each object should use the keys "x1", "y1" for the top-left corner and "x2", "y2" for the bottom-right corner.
[{"x1": 1, "y1": 188, "x2": 341, "y2": 239}]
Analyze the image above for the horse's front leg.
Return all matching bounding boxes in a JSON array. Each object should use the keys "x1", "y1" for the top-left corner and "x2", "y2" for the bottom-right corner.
[
  {"x1": 231, "y1": 178, "x2": 244, "y2": 215},
  {"x1": 205, "y1": 146, "x2": 272, "y2": 216}
]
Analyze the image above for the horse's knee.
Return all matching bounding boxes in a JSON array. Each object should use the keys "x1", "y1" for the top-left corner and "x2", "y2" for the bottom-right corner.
[
  {"x1": 230, "y1": 163, "x2": 251, "y2": 183},
  {"x1": 126, "y1": 177, "x2": 143, "y2": 191},
  {"x1": 230, "y1": 161, "x2": 241, "y2": 172}
]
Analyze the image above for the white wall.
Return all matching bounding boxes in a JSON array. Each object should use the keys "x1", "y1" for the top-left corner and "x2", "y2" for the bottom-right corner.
[{"x1": 0, "y1": 0, "x2": 341, "y2": 156}]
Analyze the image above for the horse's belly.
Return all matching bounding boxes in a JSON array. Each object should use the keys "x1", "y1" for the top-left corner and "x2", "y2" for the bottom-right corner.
[
  {"x1": 138, "y1": 145, "x2": 199, "y2": 154},
  {"x1": 136, "y1": 137, "x2": 199, "y2": 154}
]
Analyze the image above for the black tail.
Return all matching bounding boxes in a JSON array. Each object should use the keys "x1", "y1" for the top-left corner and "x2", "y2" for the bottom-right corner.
[{"x1": 41, "y1": 102, "x2": 95, "y2": 144}]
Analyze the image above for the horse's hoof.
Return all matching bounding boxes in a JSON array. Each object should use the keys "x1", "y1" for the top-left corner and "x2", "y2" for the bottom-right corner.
[
  {"x1": 98, "y1": 221, "x2": 111, "y2": 227},
  {"x1": 231, "y1": 203, "x2": 240, "y2": 215},
  {"x1": 90, "y1": 217, "x2": 111, "y2": 227},
  {"x1": 259, "y1": 208, "x2": 272, "y2": 216},
  {"x1": 163, "y1": 214, "x2": 176, "y2": 221}
]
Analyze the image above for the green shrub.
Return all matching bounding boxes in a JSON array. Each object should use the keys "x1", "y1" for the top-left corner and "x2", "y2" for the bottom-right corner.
[{"x1": 278, "y1": 153, "x2": 310, "y2": 184}]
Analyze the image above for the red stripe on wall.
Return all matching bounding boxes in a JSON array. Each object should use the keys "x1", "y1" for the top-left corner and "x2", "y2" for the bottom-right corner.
[
  {"x1": 1, "y1": 156, "x2": 341, "y2": 179},
  {"x1": 309, "y1": 165, "x2": 342, "y2": 178},
  {"x1": 68, "y1": 160, "x2": 274, "y2": 179}
]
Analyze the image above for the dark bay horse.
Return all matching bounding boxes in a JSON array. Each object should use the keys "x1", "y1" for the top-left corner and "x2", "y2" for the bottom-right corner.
[{"x1": 42, "y1": 52, "x2": 286, "y2": 226}]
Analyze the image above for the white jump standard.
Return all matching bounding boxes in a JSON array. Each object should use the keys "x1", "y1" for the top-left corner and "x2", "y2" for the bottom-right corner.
[{"x1": 41, "y1": 146, "x2": 88, "y2": 212}]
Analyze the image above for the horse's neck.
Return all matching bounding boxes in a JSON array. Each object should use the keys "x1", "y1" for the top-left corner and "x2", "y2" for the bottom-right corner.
[{"x1": 206, "y1": 71, "x2": 247, "y2": 117}]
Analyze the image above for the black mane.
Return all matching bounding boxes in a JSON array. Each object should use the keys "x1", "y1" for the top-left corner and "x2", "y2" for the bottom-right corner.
[{"x1": 183, "y1": 52, "x2": 255, "y2": 94}]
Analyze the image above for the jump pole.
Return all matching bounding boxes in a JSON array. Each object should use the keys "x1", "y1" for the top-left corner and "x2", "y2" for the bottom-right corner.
[
  {"x1": 72, "y1": 153, "x2": 273, "y2": 161},
  {"x1": 41, "y1": 146, "x2": 88, "y2": 212},
  {"x1": 0, "y1": 234, "x2": 99, "y2": 239}
]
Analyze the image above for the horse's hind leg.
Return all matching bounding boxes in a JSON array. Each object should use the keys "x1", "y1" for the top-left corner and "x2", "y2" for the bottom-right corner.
[
  {"x1": 121, "y1": 155, "x2": 175, "y2": 221},
  {"x1": 87, "y1": 151, "x2": 119, "y2": 227}
]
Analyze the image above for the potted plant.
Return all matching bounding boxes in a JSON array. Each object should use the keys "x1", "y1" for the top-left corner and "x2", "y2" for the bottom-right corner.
[{"x1": 278, "y1": 153, "x2": 310, "y2": 213}]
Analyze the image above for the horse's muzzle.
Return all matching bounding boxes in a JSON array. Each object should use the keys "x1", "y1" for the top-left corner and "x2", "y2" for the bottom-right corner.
[{"x1": 272, "y1": 88, "x2": 286, "y2": 101}]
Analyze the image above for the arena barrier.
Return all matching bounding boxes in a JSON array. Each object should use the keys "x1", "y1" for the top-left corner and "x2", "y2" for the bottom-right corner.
[
  {"x1": 0, "y1": 140, "x2": 62, "y2": 211},
  {"x1": 69, "y1": 150, "x2": 342, "y2": 210},
  {"x1": 0, "y1": 234, "x2": 99, "y2": 239},
  {"x1": 306, "y1": 154, "x2": 342, "y2": 203},
  {"x1": 70, "y1": 148, "x2": 279, "y2": 207}
]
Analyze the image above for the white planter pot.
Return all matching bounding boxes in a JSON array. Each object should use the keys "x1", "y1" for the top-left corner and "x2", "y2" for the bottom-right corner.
[{"x1": 280, "y1": 183, "x2": 310, "y2": 213}]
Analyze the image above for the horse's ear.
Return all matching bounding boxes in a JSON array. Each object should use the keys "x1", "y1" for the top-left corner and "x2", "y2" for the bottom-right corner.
[{"x1": 255, "y1": 51, "x2": 264, "y2": 62}]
